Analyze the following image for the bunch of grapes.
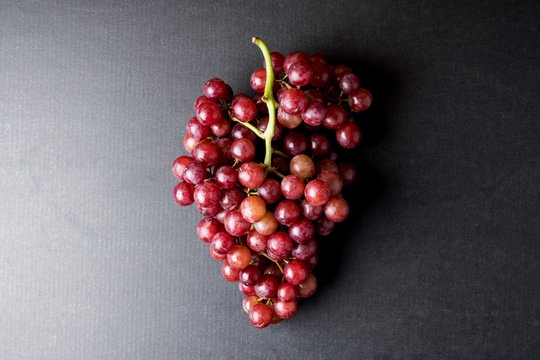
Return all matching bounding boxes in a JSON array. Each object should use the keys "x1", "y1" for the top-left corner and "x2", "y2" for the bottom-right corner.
[{"x1": 172, "y1": 38, "x2": 372, "y2": 328}]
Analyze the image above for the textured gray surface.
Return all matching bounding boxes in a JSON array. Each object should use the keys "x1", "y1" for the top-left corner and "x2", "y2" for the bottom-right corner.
[{"x1": 1, "y1": 1, "x2": 539, "y2": 359}]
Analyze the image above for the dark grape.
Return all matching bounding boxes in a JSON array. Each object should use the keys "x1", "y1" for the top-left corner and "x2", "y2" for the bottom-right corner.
[
  {"x1": 316, "y1": 216, "x2": 335, "y2": 236},
  {"x1": 348, "y1": 88, "x2": 373, "y2": 112},
  {"x1": 258, "y1": 115, "x2": 284, "y2": 140},
  {"x1": 316, "y1": 158, "x2": 339, "y2": 174},
  {"x1": 258, "y1": 178, "x2": 281, "y2": 204},
  {"x1": 239, "y1": 265, "x2": 262, "y2": 286},
  {"x1": 231, "y1": 123, "x2": 257, "y2": 142},
  {"x1": 308, "y1": 53, "x2": 327, "y2": 65},
  {"x1": 264, "y1": 51, "x2": 285, "y2": 73},
  {"x1": 310, "y1": 62, "x2": 330, "y2": 88},
  {"x1": 323, "y1": 104, "x2": 347, "y2": 130},
  {"x1": 283, "y1": 131, "x2": 308, "y2": 157},
  {"x1": 296, "y1": 274, "x2": 317, "y2": 298},
  {"x1": 317, "y1": 170, "x2": 343, "y2": 196},
  {"x1": 309, "y1": 134, "x2": 330, "y2": 157},
  {"x1": 215, "y1": 137, "x2": 233, "y2": 164},
  {"x1": 339, "y1": 162, "x2": 357, "y2": 186},
  {"x1": 336, "y1": 123, "x2": 362, "y2": 149}
]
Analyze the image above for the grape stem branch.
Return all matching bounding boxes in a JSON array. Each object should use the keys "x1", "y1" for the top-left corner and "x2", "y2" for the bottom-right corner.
[{"x1": 252, "y1": 37, "x2": 278, "y2": 175}]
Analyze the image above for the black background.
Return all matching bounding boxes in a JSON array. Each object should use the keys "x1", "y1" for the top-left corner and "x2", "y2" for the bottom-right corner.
[{"x1": 1, "y1": 1, "x2": 539, "y2": 359}]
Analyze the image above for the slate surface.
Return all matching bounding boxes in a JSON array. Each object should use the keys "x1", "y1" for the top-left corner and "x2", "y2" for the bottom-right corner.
[{"x1": 1, "y1": 1, "x2": 539, "y2": 359}]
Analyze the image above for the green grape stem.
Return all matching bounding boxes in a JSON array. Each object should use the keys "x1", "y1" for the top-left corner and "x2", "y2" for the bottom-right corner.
[{"x1": 252, "y1": 37, "x2": 278, "y2": 175}]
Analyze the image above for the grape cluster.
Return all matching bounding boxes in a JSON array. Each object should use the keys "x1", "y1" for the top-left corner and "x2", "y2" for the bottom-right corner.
[{"x1": 172, "y1": 38, "x2": 371, "y2": 328}]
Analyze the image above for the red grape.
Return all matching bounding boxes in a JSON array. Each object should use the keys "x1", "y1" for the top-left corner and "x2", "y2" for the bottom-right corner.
[
  {"x1": 227, "y1": 245, "x2": 252, "y2": 269},
  {"x1": 203, "y1": 78, "x2": 230, "y2": 101},
  {"x1": 283, "y1": 260, "x2": 309, "y2": 285},
  {"x1": 171, "y1": 155, "x2": 193, "y2": 181},
  {"x1": 283, "y1": 51, "x2": 309, "y2": 72},
  {"x1": 193, "y1": 181, "x2": 221, "y2": 207},
  {"x1": 197, "y1": 217, "x2": 223, "y2": 243},
  {"x1": 238, "y1": 162, "x2": 264, "y2": 189},
  {"x1": 186, "y1": 117, "x2": 210, "y2": 140},
  {"x1": 336, "y1": 123, "x2": 362, "y2": 149},
  {"x1": 221, "y1": 260, "x2": 240, "y2": 282},
  {"x1": 277, "y1": 282, "x2": 297, "y2": 302},
  {"x1": 173, "y1": 182, "x2": 194, "y2": 206},
  {"x1": 249, "y1": 303, "x2": 273, "y2": 328},
  {"x1": 266, "y1": 232, "x2": 292, "y2": 261},
  {"x1": 324, "y1": 197, "x2": 349, "y2": 222},
  {"x1": 196, "y1": 101, "x2": 222, "y2": 126},
  {"x1": 273, "y1": 300, "x2": 297, "y2": 319},
  {"x1": 232, "y1": 97, "x2": 257, "y2": 122},
  {"x1": 274, "y1": 200, "x2": 300, "y2": 225},
  {"x1": 230, "y1": 138, "x2": 256, "y2": 162},
  {"x1": 240, "y1": 196, "x2": 267, "y2": 223},
  {"x1": 280, "y1": 88, "x2": 307, "y2": 115},
  {"x1": 224, "y1": 209, "x2": 251, "y2": 236},
  {"x1": 348, "y1": 88, "x2": 372, "y2": 112},
  {"x1": 250, "y1": 68, "x2": 267, "y2": 93}
]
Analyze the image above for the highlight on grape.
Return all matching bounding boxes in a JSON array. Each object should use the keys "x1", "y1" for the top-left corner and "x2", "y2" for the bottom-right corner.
[{"x1": 172, "y1": 37, "x2": 372, "y2": 328}]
